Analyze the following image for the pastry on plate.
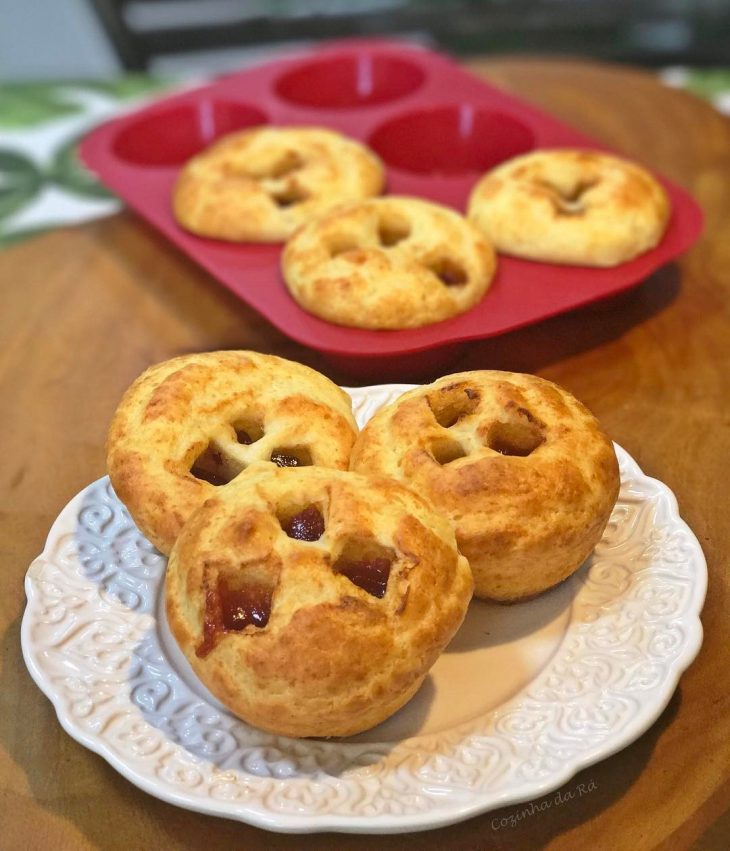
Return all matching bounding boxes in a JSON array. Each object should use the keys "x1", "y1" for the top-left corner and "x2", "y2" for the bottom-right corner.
[
  {"x1": 107, "y1": 351, "x2": 357, "y2": 554},
  {"x1": 350, "y1": 371, "x2": 620, "y2": 602},
  {"x1": 467, "y1": 149, "x2": 670, "y2": 266},
  {"x1": 281, "y1": 196, "x2": 496, "y2": 329},
  {"x1": 165, "y1": 466, "x2": 473, "y2": 737},
  {"x1": 173, "y1": 126, "x2": 385, "y2": 242}
]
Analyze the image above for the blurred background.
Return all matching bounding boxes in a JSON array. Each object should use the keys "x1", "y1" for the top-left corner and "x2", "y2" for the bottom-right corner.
[
  {"x1": 2, "y1": 0, "x2": 728, "y2": 249},
  {"x1": 3, "y1": 0, "x2": 730, "y2": 80}
]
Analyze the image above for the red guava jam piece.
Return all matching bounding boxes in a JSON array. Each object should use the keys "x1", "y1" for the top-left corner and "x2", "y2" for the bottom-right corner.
[
  {"x1": 334, "y1": 557, "x2": 391, "y2": 598},
  {"x1": 196, "y1": 577, "x2": 271, "y2": 658},
  {"x1": 282, "y1": 505, "x2": 324, "y2": 541},
  {"x1": 220, "y1": 579, "x2": 271, "y2": 630},
  {"x1": 197, "y1": 585, "x2": 221, "y2": 658}
]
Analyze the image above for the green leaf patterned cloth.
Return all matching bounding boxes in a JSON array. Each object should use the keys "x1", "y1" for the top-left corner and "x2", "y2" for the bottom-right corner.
[
  {"x1": 0, "y1": 85, "x2": 83, "y2": 129},
  {"x1": 0, "y1": 150, "x2": 42, "y2": 219},
  {"x1": 0, "y1": 69, "x2": 727, "y2": 250},
  {"x1": 0, "y1": 76, "x2": 171, "y2": 248}
]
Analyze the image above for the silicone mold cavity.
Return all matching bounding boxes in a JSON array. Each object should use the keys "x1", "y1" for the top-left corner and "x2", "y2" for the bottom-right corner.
[
  {"x1": 275, "y1": 54, "x2": 425, "y2": 108},
  {"x1": 370, "y1": 106, "x2": 535, "y2": 175},
  {"x1": 80, "y1": 40, "x2": 704, "y2": 376},
  {"x1": 113, "y1": 101, "x2": 267, "y2": 167}
]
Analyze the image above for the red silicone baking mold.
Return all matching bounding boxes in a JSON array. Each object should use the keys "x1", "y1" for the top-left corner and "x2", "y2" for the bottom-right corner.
[{"x1": 80, "y1": 39, "x2": 703, "y2": 366}]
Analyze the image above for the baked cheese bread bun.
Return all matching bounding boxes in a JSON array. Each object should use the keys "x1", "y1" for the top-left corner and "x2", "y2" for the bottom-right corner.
[
  {"x1": 467, "y1": 149, "x2": 670, "y2": 266},
  {"x1": 107, "y1": 351, "x2": 357, "y2": 554},
  {"x1": 350, "y1": 371, "x2": 619, "y2": 602},
  {"x1": 165, "y1": 466, "x2": 473, "y2": 737},
  {"x1": 173, "y1": 126, "x2": 384, "y2": 242},
  {"x1": 282, "y1": 196, "x2": 496, "y2": 328}
]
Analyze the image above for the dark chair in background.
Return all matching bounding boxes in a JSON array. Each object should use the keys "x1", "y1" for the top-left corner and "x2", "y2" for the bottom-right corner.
[{"x1": 90, "y1": 0, "x2": 730, "y2": 72}]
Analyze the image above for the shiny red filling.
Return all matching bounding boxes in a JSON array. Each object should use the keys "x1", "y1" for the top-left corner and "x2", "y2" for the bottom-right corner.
[
  {"x1": 197, "y1": 576, "x2": 272, "y2": 658},
  {"x1": 281, "y1": 505, "x2": 325, "y2": 541},
  {"x1": 220, "y1": 580, "x2": 271, "y2": 630},
  {"x1": 197, "y1": 585, "x2": 220, "y2": 658},
  {"x1": 334, "y1": 557, "x2": 391, "y2": 598}
]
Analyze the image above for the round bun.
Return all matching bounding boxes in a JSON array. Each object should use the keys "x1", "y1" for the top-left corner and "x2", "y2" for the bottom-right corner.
[
  {"x1": 281, "y1": 196, "x2": 496, "y2": 329},
  {"x1": 165, "y1": 466, "x2": 473, "y2": 738},
  {"x1": 107, "y1": 351, "x2": 357, "y2": 555},
  {"x1": 172, "y1": 126, "x2": 384, "y2": 242},
  {"x1": 467, "y1": 149, "x2": 670, "y2": 266},
  {"x1": 350, "y1": 371, "x2": 620, "y2": 602}
]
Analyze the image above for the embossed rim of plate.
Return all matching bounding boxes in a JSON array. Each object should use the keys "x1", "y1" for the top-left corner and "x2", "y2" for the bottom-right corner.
[{"x1": 21, "y1": 383, "x2": 707, "y2": 834}]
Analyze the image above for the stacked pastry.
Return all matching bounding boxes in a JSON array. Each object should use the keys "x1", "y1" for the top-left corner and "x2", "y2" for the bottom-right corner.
[{"x1": 108, "y1": 352, "x2": 619, "y2": 737}]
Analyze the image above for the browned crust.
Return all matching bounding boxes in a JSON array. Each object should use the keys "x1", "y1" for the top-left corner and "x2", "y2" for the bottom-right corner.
[
  {"x1": 107, "y1": 351, "x2": 358, "y2": 554},
  {"x1": 350, "y1": 371, "x2": 620, "y2": 602},
  {"x1": 282, "y1": 197, "x2": 497, "y2": 329},
  {"x1": 164, "y1": 467, "x2": 473, "y2": 737},
  {"x1": 172, "y1": 126, "x2": 385, "y2": 242},
  {"x1": 467, "y1": 149, "x2": 670, "y2": 266}
]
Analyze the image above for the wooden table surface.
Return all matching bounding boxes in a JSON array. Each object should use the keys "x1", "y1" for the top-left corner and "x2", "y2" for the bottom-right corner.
[{"x1": 2, "y1": 57, "x2": 729, "y2": 850}]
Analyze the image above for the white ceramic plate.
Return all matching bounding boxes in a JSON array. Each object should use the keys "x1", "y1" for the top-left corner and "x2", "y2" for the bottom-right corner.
[{"x1": 22, "y1": 384, "x2": 706, "y2": 834}]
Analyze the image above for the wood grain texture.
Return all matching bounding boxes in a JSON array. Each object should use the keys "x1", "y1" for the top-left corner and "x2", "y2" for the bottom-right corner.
[{"x1": 2, "y1": 57, "x2": 729, "y2": 850}]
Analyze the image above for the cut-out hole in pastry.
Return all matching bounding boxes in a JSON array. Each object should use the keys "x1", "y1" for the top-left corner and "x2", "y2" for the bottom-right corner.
[
  {"x1": 487, "y1": 419, "x2": 545, "y2": 456},
  {"x1": 427, "y1": 384, "x2": 480, "y2": 428},
  {"x1": 333, "y1": 539, "x2": 395, "y2": 598},
  {"x1": 538, "y1": 178, "x2": 597, "y2": 216},
  {"x1": 431, "y1": 436, "x2": 467, "y2": 465},
  {"x1": 278, "y1": 504, "x2": 325, "y2": 541},
  {"x1": 377, "y1": 215, "x2": 411, "y2": 247},
  {"x1": 196, "y1": 566, "x2": 277, "y2": 658},
  {"x1": 426, "y1": 257, "x2": 467, "y2": 286},
  {"x1": 329, "y1": 234, "x2": 361, "y2": 258},
  {"x1": 232, "y1": 416, "x2": 264, "y2": 445},
  {"x1": 190, "y1": 443, "x2": 241, "y2": 486},
  {"x1": 266, "y1": 151, "x2": 304, "y2": 179},
  {"x1": 270, "y1": 446, "x2": 312, "y2": 468},
  {"x1": 270, "y1": 184, "x2": 309, "y2": 208}
]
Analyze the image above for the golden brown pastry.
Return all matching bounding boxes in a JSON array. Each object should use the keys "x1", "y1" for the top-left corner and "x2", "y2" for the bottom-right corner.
[
  {"x1": 172, "y1": 126, "x2": 384, "y2": 242},
  {"x1": 107, "y1": 351, "x2": 357, "y2": 555},
  {"x1": 467, "y1": 149, "x2": 670, "y2": 266},
  {"x1": 281, "y1": 196, "x2": 496, "y2": 329},
  {"x1": 165, "y1": 466, "x2": 473, "y2": 738},
  {"x1": 350, "y1": 371, "x2": 620, "y2": 602}
]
